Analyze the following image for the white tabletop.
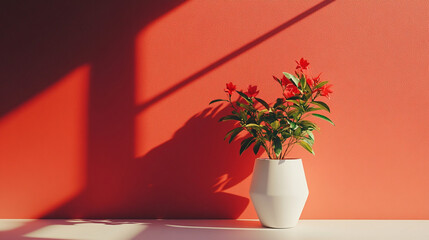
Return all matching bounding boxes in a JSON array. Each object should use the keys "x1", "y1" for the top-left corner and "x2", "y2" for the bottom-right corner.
[{"x1": 0, "y1": 219, "x2": 428, "y2": 240}]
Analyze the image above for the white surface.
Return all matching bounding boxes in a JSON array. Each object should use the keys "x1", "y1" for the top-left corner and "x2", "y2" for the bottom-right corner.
[
  {"x1": 250, "y1": 158, "x2": 309, "y2": 228},
  {"x1": 0, "y1": 219, "x2": 428, "y2": 240}
]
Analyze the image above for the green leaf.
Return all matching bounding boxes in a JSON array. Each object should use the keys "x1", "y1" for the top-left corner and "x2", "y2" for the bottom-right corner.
[
  {"x1": 299, "y1": 141, "x2": 315, "y2": 155},
  {"x1": 228, "y1": 128, "x2": 243, "y2": 143},
  {"x1": 314, "y1": 81, "x2": 328, "y2": 90},
  {"x1": 290, "y1": 122, "x2": 298, "y2": 130},
  {"x1": 304, "y1": 137, "x2": 314, "y2": 146},
  {"x1": 286, "y1": 96, "x2": 301, "y2": 100},
  {"x1": 283, "y1": 72, "x2": 300, "y2": 87},
  {"x1": 257, "y1": 111, "x2": 266, "y2": 120},
  {"x1": 219, "y1": 115, "x2": 241, "y2": 122},
  {"x1": 285, "y1": 99, "x2": 300, "y2": 105},
  {"x1": 312, "y1": 113, "x2": 335, "y2": 125},
  {"x1": 253, "y1": 141, "x2": 262, "y2": 154},
  {"x1": 237, "y1": 102, "x2": 253, "y2": 111},
  {"x1": 255, "y1": 97, "x2": 270, "y2": 110},
  {"x1": 307, "y1": 131, "x2": 315, "y2": 141},
  {"x1": 245, "y1": 123, "x2": 262, "y2": 129},
  {"x1": 293, "y1": 127, "x2": 302, "y2": 136},
  {"x1": 304, "y1": 79, "x2": 312, "y2": 93},
  {"x1": 300, "y1": 74, "x2": 306, "y2": 89},
  {"x1": 239, "y1": 111, "x2": 247, "y2": 120},
  {"x1": 270, "y1": 121, "x2": 280, "y2": 130},
  {"x1": 249, "y1": 128, "x2": 257, "y2": 137},
  {"x1": 273, "y1": 98, "x2": 285, "y2": 108},
  {"x1": 281, "y1": 131, "x2": 291, "y2": 139},
  {"x1": 299, "y1": 120, "x2": 318, "y2": 129},
  {"x1": 303, "y1": 133, "x2": 314, "y2": 145},
  {"x1": 287, "y1": 109, "x2": 299, "y2": 118},
  {"x1": 224, "y1": 127, "x2": 242, "y2": 140},
  {"x1": 312, "y1": 101, "x2": 330, "y2": 112},
  {"x1": 276, "y1": 105, "x2": 287, "y2": 111},
  {"x1": 236, "y1": 91, "x2": 253, "y2": 104},
  {"x1": 240, "y1": 137, "x2": 255, "y2": 155},
  {"x1": 273, "y1": 137, "x2": 282, "y2": 158},
  {"x1": 263, "y1": 112, "x2": 277, "y2": 123},
  {"x1": 209, "y1": 99, "x2": 228, "y2": 105},
  {"x1": 306, "y1": 107, "x2": 322, "y2": 112}
]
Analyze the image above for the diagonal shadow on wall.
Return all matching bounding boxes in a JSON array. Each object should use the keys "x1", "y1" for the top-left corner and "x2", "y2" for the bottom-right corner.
[{"x1": 136, "y1": 0, "x2": 335, "y2": 113}]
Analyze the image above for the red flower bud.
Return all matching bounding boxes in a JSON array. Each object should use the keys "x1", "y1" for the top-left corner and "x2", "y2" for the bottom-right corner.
[
  {"x1": 224, "y1": 82, "x2": 236, "y2": 95},
  {"x1": 295, "y1": 58, "x2": 310, "y2": 71},
  {"x1": 280, "y1": 76, "x2": 290, "y2": 86},
  {"x1": 307, "y1": 73, "x2": 322, "y2": 89},
  {"x1": 245, "y1": 85, "x2": 259, "y2": 98},
  {"x1": 319, "y1": 84, "x2": 333, "y2": 98}
]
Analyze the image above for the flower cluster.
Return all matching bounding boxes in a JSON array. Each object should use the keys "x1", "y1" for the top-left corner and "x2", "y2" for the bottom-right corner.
[
  {"x1": 210, "y1": 58, "x2": 334, "y2": 159},
  {"x1": 225, "y1": 83, "x2": 260, "y2": 98}
]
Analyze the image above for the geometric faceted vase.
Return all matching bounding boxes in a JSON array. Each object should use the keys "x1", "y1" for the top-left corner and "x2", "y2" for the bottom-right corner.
[{"x1": 249, "y1": 158, "x2": 309, "y2": 228}]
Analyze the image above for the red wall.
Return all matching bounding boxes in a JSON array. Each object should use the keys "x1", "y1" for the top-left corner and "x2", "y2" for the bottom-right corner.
[{"x1": 1, "y1": 0, "x2": 428, "y2": 219}]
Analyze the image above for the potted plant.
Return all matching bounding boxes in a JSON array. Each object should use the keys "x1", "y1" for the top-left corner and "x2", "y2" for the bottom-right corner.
[{"x1": 209, "y1": 58, "x2": 334, "y2": 228}]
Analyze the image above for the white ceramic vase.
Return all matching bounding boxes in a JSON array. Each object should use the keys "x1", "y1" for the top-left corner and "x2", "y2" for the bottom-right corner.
[{"x1": 249, "y1": 158, "x2": 309, "y2": 228}]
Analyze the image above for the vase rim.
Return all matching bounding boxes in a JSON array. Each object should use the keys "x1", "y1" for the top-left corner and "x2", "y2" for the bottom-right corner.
[{"x1": 256, "y1": 158, "x2": 301, "y2": 161}]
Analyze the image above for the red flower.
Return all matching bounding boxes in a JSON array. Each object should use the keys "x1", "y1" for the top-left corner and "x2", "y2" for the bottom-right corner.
[
  {"x1": 245, "y1": 85, "x2": 259, "y2": 98},
  {"x1": 295, "y1": 58, "x2": 310, "y2": 71},
  {"x1": 307, "y1": 73, "x2": 322, "y2": 88},
  {"x1": 319, "y1": 84, "x2": 333, "y2": 98},
  {"x1": 224, "y1": 82, "x2": 236, "y2": 95},
  {"x1": 313, "y1": 73, "x2": 322, "y2": 85},
  {"x1": 282, "y1": 83, "x2": 300, "y2": 99},
  {"x1": 280, "y1": 76, "x2": 290, "y2": 86},
  {"x1": 283, "y1": 89, "x2": 295, "y2": 99}
]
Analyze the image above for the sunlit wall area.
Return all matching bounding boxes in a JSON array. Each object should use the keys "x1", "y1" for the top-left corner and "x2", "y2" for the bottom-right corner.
[{"x1": 0, "y1": 66, "x2": 90, "y2": 218}]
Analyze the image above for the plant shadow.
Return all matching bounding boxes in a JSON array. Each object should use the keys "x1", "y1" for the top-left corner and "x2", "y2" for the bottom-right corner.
[{"x1": 127, "y1": 104, "x2": 258, "y2": 218}]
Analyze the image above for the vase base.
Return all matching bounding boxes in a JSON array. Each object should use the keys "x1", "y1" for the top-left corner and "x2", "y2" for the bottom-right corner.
[{"x1": 261, "y1": 223, "x2": 297, "y2": 229}]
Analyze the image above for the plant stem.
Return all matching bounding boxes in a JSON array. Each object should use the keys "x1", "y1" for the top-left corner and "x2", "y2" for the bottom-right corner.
[
  {"x1": 282, "y1": 139, "x2": 292, "y2": 159},
  {"x1": 281, "y1": 137, "x2": 294, "y2": 159},
  {"x1": 228, "y1": 94, "x2": 239, "y2": 112}
]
